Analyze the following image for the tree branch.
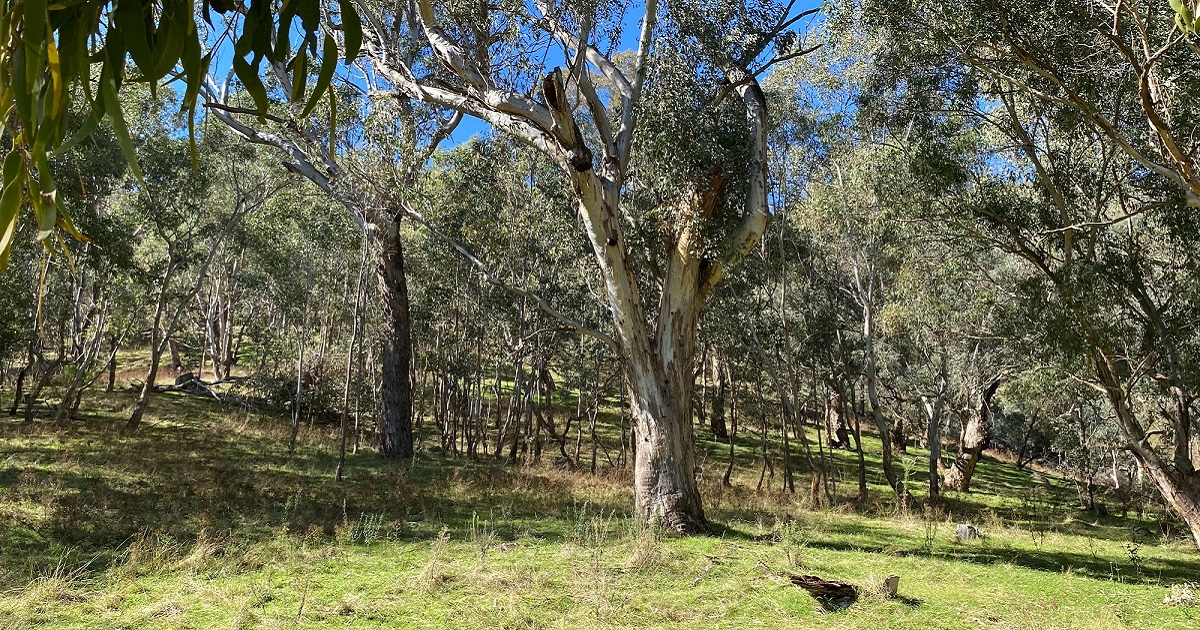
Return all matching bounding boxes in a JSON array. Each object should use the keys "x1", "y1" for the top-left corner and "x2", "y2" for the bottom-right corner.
[{"x1": 400, "y1": 202, "x2": 618, "y2": 351}]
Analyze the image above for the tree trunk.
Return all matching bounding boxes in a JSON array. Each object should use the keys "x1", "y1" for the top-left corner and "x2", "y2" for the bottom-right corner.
[
  {"x1": 106, "y1": 334, "x2": 118, "y2": 392},
  {"x1": 1123, "y1": 421, "x2": 1200, "y2": 548},
  {"x1": 128, "y1": 264, "x2": 174, "y2": 431},
  {"x1": 723, "y1": 377, "x2": 739, "y2": 487},
  {"x1": 922, "y1": 358, "x2": 948, "y2": 505},
  {"x1": 710, "y1": 353, "x2": 729, "y2": 439},
  {"x1": 337, "y1": 244, "x2": 367, "y2": 481},
  {"x1": 376, "y1": 226, "x2": 414, "y2": 459},
  {"x1": 9, "y1": 350, "x2": 30, "y2": 415},
  {"x1": 167, "y1": 337, "x2": 183, "y2": 372},
  {"x1": 845, "y1": 379, "x2": 867, "y2": 501},
  {"x1": 629, "y1": 383, "x2": 706, "y2": 532},
  {"x1": 23, "y1": 357, "x2": 62, "y2": 424},
  {"x1": 926, "y1": 411, "x2": 942, "y2": 504},
  {"x1": 1191, "y1": 434, "x2": 1200, "y2": 473},
  {"x1": 825, "y1": 387, "x2": 849, "y2": 448},
  {"x1": 892, "y1": 414, "x2": 907, "y2": 455},
  {"x1": 1094, "y1": 353, "x2": 1200, "y2": 549},
  {"x1": 860, "y1": 296, "x2": 910, "y2": 504},
  {"x1": 943, "y1": 375, "x2": 1001, "y2": 492},
  {"x1": 289, "y1": 321, "x2": 307, "y2": 453}
]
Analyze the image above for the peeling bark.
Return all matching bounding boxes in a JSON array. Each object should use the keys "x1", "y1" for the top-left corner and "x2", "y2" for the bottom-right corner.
[
  {"x1": 825, "y1": 388, "x2": 850, "y2": 449},
  {"x1": 943, "y1": 375, "x2": 1001, "y2": 492}
]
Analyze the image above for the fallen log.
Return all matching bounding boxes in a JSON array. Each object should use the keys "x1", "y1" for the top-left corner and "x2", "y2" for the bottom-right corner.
[{"x1": 760, "y1": 562, "x2": 859, "y2": 612}]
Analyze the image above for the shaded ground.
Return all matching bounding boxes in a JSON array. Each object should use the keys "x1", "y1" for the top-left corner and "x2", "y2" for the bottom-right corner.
[{"x1": 1, "y1": 387, "x2": 1198, "y2": 628}]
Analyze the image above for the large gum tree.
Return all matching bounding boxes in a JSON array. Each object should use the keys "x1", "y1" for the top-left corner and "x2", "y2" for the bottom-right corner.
[{"x1": 356, "y1": 0, "x2": 817, "y2": 532}]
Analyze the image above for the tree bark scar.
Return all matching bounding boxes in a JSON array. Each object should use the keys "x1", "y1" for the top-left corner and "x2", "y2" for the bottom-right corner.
[
  {"x1": 542, "y1": 70, "x2": 563, "y2": 112},
  {"x1": 542, "y1": 68, "x2": 594, "y2": 172},
  {"x1": 570, "y1": 148, "x2": 594, "y2": 172}
]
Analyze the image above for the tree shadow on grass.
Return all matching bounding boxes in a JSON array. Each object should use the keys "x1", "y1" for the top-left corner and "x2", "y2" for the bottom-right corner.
[
  {"x1": 0, "y1": 405, "x2": 644, "y2": 586},
  {"x1": 3, "y1": 391, "x2": 1196, "y2": 593},
  {"x1": 745, "y1": 516, "x2": 1200, "y2": 586}
]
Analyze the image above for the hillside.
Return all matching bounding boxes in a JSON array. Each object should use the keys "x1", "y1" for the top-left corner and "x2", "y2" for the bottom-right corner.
[{"x1": 1, "y1": 389, "x2": 1198, "y2": 629}]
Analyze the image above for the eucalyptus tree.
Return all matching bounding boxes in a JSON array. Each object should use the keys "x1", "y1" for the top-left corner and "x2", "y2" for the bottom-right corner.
[
  {"x1": 886, "y1": 234, "x2": 1014, "y2": 495},
  {"x1": 118, "y1": 96, "x2": 285, "y2": 430},
  {"x1": 201, "y1": 52, "x2": 464, "y2": 458},
  {"x1": 222, "y1": 180, "x2": 365, "y2": 447},
  {"x1": 850, "y1": 0, "x2": 1200, "y2": 210},
  {"x1": 0, "y1": 92, "x2": 133, "y2": 423},
  {"x1": 850, "y1": 0, "x2": 1200, "y2": 545},
  {"x1": 413, "y1": 136, "x2": 610, "y2": 462},
  {"x1": 797, "y1": 144, "x2": 917, "y2": 502},
  {"x1": 39, "y1": 114, "x2": 138, "y2": 423},
  {"x1": 0, "y1": 251, "x2": 34, "y2": 399},
  {"x1": 352, "y1": 0, "x2": 817, "y2": 531},
  {"x1": 999, "y1": 369, "x2": 1121, "y2": 513}
]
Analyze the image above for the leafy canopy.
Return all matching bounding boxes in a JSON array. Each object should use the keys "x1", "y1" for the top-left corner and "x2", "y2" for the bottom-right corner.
[{"x1": 0, "y1": 0, "x2": 360, "y2": 269}]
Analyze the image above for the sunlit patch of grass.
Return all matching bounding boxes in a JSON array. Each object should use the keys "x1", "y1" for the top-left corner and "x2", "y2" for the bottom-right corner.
[{"x1": 1, "y1": 384, "x2": 1199, "y2": 628}]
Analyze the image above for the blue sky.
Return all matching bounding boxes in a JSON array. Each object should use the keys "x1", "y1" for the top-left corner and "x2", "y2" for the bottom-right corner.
[
  {"x1": 435, "y1": 1, "x2": 827, "y2": 144},
  {"x1": 198, "y1": 1, "x2": 825, "y2": 145}
]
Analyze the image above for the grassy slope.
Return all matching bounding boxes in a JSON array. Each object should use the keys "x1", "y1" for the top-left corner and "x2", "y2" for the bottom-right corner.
[{"x1": 1, "y1": 389, "x2": 1199, "y2": 629}]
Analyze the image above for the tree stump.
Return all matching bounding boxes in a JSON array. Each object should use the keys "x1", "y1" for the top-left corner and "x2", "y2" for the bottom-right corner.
[
  {"x1": 880, "y1": 574, "x2": 900, "y2": 598},
  {"x1": 955, "y1": 524, "x2": 979, "y2": 542}
]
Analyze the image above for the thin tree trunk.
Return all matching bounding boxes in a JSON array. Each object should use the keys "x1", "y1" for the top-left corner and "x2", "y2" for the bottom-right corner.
[
  {"x1": 849, "y1": 382, "x2": 867, "y2": 501},
  {"x1": 590, "y1": 374, "x2": 600, "y2": 473},
  {"x1": 128, "y1": 258, "x2": 177, "y2": 430},
  {"x1": 290, "y1": 326, "x2": 307, "y2": 453},
  {"x1": 167, "y1": 338, "x2": 183, "y2": 372},
  {"x1": 723, "y1": 376, "x2": 739, "y2": 488},
  {"x1": 9, "y1": 341, "x2": 32, "y2": 415},
  {"x1": 10, "y1": 364, "x2": 28, "y2": 415},
  {"x1": 710, "y1": 353, "x2": 729, "y2": 439},
  {"x1": 106, "y1": 334, "x2": 118, "y2": 392},
  {"x1": 825, "y1": 386, "x2": 850, "y2": 449},
  {"x1": 921, "y1": 361, "x2": 948, "y2": 505},
  {"x1": 23, "y1": 357, "x2": 63, "y2": 424},
  {"x1": 860, "y1": 297, "x2": 910, "y2": 504},
  {"x1": 337, "y1": 238, "x2": 369, "y2": 480},
  {"x1": 755, "y1": 372, "x2": 774, "y2": 490}
]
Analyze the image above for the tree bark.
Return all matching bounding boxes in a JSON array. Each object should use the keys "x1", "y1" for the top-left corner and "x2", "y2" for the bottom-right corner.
[
  {"x1": 628, "y1": 373, "x2": 707, "y2": 532},
  {"x1": 921, "y1": 366, "x2": 948, "y2": 505},
  {"x1": 943, "y1": 375, "x2": 1001, "y2": 492},
  {"x1": 825, "y1": 386, "x2": 849, "y2": 448},
  {"x1": 167, "y1": 337, "x2": 183, "y2": 371},
  {"x1": 1094, "y1": 353, "x2": 1200, "y2": 549},
  {"x1": 376, "y1": 226, "x2": 414, "y2": 459}
]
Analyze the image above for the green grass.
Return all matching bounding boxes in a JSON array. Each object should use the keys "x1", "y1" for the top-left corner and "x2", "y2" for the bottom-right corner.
[{"x1": 1, "y1": 387, "x2": 1199, "y2": 629}]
